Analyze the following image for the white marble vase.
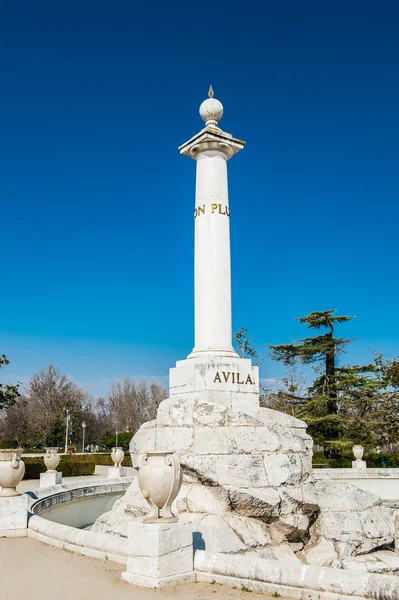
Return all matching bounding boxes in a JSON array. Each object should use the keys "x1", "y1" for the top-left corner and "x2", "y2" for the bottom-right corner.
[
  {"x1": 111, "y1": 447, "x2": 124, "y2": 468},
  {"x1": 44, "y1": 447, "x2": 60, "y2": 472},
  {"x1": 138, "y1": 451, "x2": 183, "y2": 523},
  {"x1": 0, "y1": 449, "x2": 25, "y2": 498},
  {"x1": 353, "y1": 445, "x2": 364, "y2": 461}
]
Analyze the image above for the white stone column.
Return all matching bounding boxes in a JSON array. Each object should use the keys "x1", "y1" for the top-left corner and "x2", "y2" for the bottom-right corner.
[
  {"x1": 192, "y1": 149, "x2": 234, "y2": 357},
  {"x1": 169, "y1": 89, "x2": 260, "y2": 416}
]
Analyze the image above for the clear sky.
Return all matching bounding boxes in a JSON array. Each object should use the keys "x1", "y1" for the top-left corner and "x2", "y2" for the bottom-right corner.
[{"x1": 1, "y1": 1, "x2": 398, "y2": 396}]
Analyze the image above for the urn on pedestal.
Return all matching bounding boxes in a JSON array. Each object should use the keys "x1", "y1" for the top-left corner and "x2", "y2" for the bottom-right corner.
[
  {"x1": 353, "y1": 445, "x2": 364, "y2": 461},
  {"x1": 44, "y1": 447, "x2": 61, "y2": 472},
  {"x1": 0, "y1": 449, "x2": 25, "y2": 497},
  {"x1": 111, "y1": 447, "x2": 125, "y2": 468},
  {"x1": 138, "y1": 451, "x2": 183, "y2": 523},
  {"x1": 352, "y1": 445, "x2": 366, "y2": 469}
]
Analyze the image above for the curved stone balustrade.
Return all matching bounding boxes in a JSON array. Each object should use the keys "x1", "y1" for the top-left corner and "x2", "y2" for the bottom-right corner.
[{"x1": 26, "y1": 477, "x2": 134, "y2": 562}]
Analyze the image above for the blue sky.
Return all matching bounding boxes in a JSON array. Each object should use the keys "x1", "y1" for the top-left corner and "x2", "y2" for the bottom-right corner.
[{"x1": 1, "y1": 1, "x2": 398, "y2": 396}]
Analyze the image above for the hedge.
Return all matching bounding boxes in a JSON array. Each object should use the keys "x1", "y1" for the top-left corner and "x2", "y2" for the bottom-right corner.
[
  {"x1": 0, "y1": 440, "x2": 18, "y2": 449},
  {"x1": 312, "y1": 451, "x2": 399, "y2": 469},
  {"x1": 90, "y1": 453, "x2": 132, "y2": 467},
  {"x1": 22, "y1": 455, "x2": 96, "y2": 479}
]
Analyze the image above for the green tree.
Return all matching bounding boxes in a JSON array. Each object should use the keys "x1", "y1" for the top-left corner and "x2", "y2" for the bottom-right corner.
[
  {"x1": 267, "y1": 310, "x2": 354, "y2": 457},
  {"x1": 100, "y1": 429, "x2": 133, "y2": 451},
  {"x1": 234, "y1": 327, "x2": 263, "y2": 365},
  {"x1": 0, "y1": 354, "x2": 20, "y2": 411}
]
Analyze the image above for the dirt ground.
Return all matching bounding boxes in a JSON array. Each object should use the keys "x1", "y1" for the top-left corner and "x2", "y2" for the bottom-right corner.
[{"x1": 0, "y1": 537, "x2": 277, "y2": 600}]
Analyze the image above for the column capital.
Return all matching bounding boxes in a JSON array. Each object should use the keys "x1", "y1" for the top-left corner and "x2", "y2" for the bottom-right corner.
[{"x1": 179, "y1": 126, "x2": 245, "y2": 161}]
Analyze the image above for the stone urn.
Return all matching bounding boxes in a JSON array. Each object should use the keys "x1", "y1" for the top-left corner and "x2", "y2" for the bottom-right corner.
[
  {"x1": 111, "y1": 447, "x2": 124, "y2": 468},
  {"x1": 138, "y1": 451, "x2": 183, "y2": 523},
  {"x1": 0, "y1": 448, "x2": 25, "y2": 498},
  {"x1": 353, "y1": 445, "x2": 364, "y2": 461},
  {"x1": 44, "y1": 447, "x2": 61, "y2": 472}
]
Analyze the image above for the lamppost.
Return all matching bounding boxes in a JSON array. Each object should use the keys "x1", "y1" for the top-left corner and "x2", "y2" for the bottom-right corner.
[
  {"x1": 115, "y1": 429, "x2": 118, "y2": 448},
  {"x1": 64, "y1": 410, "x2": 71, "y2": 454},
  {"x1": 82, "y1": 421, "x2": 86, "y2": 454}
]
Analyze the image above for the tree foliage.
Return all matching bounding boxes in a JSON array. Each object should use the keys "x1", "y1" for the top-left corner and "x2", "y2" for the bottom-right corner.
[
  {"x1": 0, "y1": 365, "x2": 168, "y2": 449},
  {"x1": 0, "y1": 354, "x2": 20, "y2": 411},
  {"x1": 234, "y1": 327, "x2": 263, "y2": 365},
  {"x1": 267, "y1": 310, "x2": 354, "y2": 457},
  {"x1": 266, "y1": 310, "x2": 399, "y2": 456}
]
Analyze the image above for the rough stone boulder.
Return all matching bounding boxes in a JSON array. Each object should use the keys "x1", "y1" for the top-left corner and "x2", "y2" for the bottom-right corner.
[
  {"x1": 299, "y1": 481, "x2": 395, "y2": 567},
  {"x1": 93, "y1": 397, "x2": 318, "y2": 549},
  {"x1": 92, "y1": 397, "x2": 396, "y2": 564}
]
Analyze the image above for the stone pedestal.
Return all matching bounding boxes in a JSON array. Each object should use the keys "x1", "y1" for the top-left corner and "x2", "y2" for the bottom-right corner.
[
  {"x1": 170, "y1": 355, "x2": 259, "y2": 416},
  {"x1": 108, "y1": 466, "x2": 127, "y2": 478},
  {"x1": 40, "y1": 471, "x2": 62, "y2": 487},
  {"x1": 352, "y1": 460, "x2": 367, "y2": 470},
  {"x1": 0, "y1": 494, "x2": 29, "y2": 537},
  {"x1": 122, "y1": 520, "x2": 194, "y2": 588}
]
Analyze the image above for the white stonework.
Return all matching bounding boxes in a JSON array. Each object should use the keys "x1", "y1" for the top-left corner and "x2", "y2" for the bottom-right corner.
[
  {"x1": 40, "y1": 471, "x2": 62, "y2": 487},
  {"x1": 177, "y1": 90, "x2": 244, "y2": 364},
  {"x1": 108, "y1": 466, "x2": 127, "y2": 478},
  {"x1": 352, "y1": 459, "x2": 367, "y2": 469},
  {"x1": 122, "y1": 520, "x2": 194, "y2": 588},
  {"x1": 0, "y1": 493, "x2": 28, "y2": 537},
  {"x1": 88, "y1": 90, "x2": 399, "y2": 591},
  {"x1": 169, "y1": 355, "x2": 259, "y2": 415},
  {"x1": 314, "y1": 467, "x2": 399, "y2": 500}
]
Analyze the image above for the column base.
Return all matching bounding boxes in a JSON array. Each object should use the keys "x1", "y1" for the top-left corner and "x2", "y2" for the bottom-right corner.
[
  {"x1": 170, "y1": 354, "x2": 259, "y2": 416},
  {"x1": 187, "y1": 346, "x2": 238, "y2": 359}
]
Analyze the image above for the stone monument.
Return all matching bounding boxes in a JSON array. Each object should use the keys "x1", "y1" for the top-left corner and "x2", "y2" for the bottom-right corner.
[
  {"x1": 93, "y1": 90, "x2": 398, "y2": 576},
  {"x1": 169, "y1": 86, "x2": 259, "y2": 416}
]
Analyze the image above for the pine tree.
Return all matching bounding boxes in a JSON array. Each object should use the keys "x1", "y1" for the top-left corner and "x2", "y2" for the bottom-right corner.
[{"x1": 267, "y1": 310, "x2": 354, "y2": 457}]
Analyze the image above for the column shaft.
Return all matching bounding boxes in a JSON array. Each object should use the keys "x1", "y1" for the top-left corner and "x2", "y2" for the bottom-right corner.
[{"x1": 190, "y1": 150, "x2": 236, "y2": 357}]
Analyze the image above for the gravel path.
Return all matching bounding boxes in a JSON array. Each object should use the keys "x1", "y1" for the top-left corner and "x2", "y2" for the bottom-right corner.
[{"x1": 0, "y1": 537, "x2": 274, "y2": 600}]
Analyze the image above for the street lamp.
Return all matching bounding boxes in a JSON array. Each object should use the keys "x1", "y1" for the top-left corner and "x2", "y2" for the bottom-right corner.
[
  {"x1": 115, "y1": 429, "x2": 118, "y2": 448},
  {"x1": 64, "y1": 410, "x2": 71, "y2": 454},
  {"x1": 82, "y1": 421, "x2": 86, "y2": 454}
]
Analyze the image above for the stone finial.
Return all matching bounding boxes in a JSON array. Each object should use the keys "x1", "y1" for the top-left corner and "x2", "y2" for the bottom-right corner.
[{"x1": 199, "y1": 87, "x2": 223, "y2": 127}]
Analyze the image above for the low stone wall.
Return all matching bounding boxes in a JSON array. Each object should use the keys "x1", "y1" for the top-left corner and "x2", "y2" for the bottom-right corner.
[
  {"x1": 195, "y1": 551, "x2": 399, "y2": 600},
  {"x1": 94, "y1": 464, "x2": 136, "y2": 477},
  {"x1": 314, "y1": 469, "x2": 399, "y2": 501},
  {"x1": 26, "y1": 477, "x2": 133, "y2": 562}
]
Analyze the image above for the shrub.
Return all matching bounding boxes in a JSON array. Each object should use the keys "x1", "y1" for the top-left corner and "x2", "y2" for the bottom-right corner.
[
  {"x1": 312, "y1": 451, "x2": 399, "y2": 468},
  {"x1": 90, "y1": 453, "x2": 132, "y2": 467},
  {"x1": 22, "y1": 454, "x2": 96, "y2": 479},
  {"x1": 100, "y1": 430, "x2": 133, "y2": 451},
  {"x1": 0, "y1": 440, "x2": 18, "y2": 449}
]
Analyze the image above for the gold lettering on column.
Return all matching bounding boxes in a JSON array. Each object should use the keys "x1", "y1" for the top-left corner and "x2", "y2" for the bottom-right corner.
[
  {"x1": 245, "y1": 374, "x2": 254, "y2": 385},
  {"x1": 231, "y1": 372, "x2": 235, "y2": 383},
  {"x1": 226, "y1": 206, "x2": 230, "y2": 217},
  {"x1": 237, "y1": 373, "x2": 244, "y2": 384},
  {"x1": 214, "y1": 372, "x2": 222, "y2": 383},
  {"x1": 194, "y1": 205, "x2": 206, "y2": 219},
  {"x1": 223, "y1": 371, "x2": 230, "y2": 382},
  {"x1": 211, "y1": 203, "x2": 218, "y2": 213},
  {"x1": 218, "y1": 204, "x2": 226, "y2": 215}
]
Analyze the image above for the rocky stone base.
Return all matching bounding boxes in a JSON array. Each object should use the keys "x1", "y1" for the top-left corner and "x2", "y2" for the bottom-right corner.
[{"x1": 92, "y1": 397, "x2": 398, "y2": 573}]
